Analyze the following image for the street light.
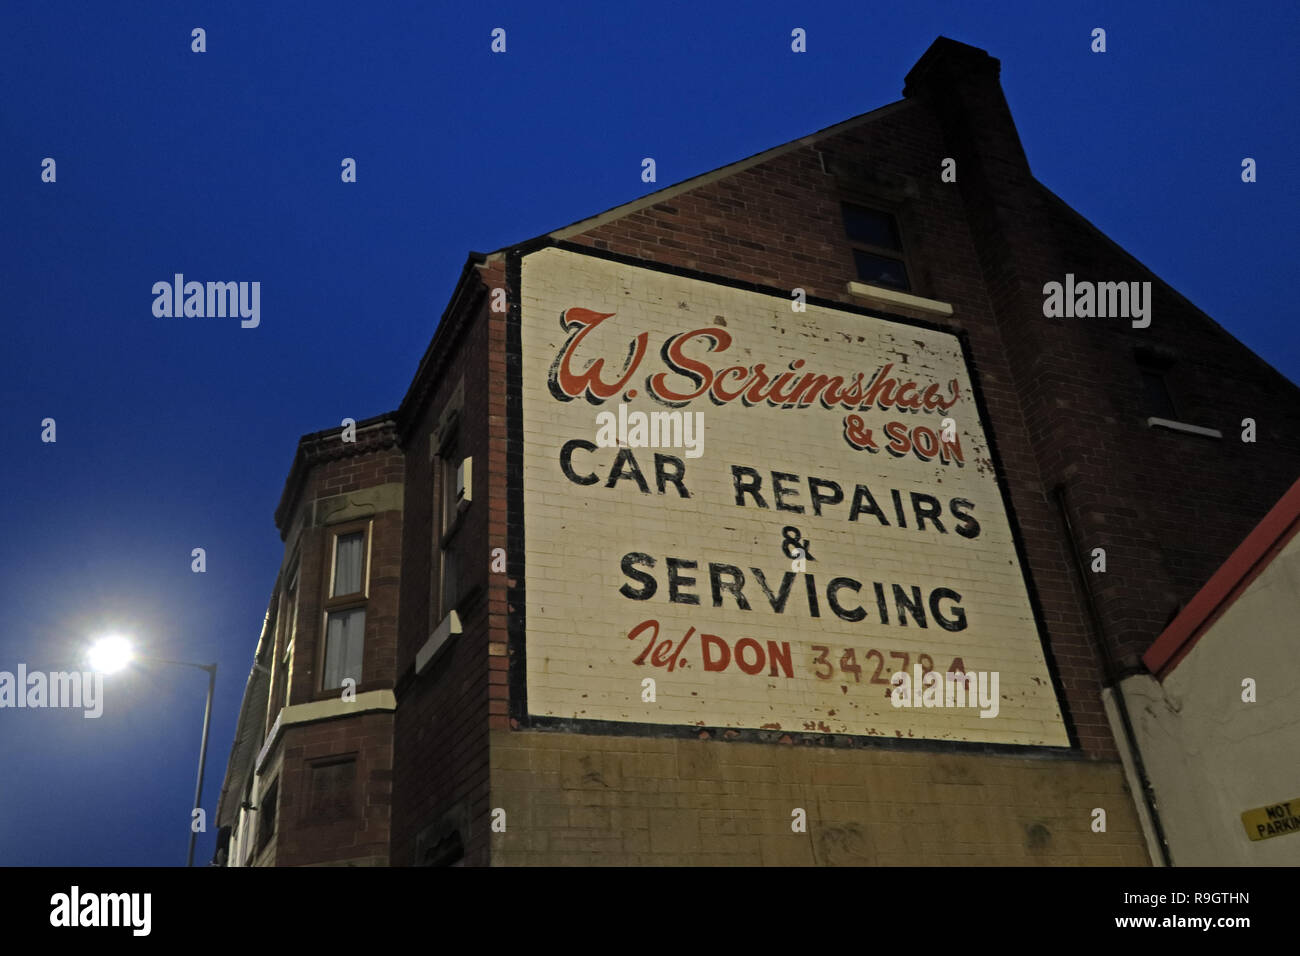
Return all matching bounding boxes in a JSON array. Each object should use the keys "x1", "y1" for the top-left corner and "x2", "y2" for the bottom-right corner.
[
  {"x1": 87, "y1": 635, "x2": 218, "y2": 868},
  {"x1": 86, "y1": 634, "x2": 132, "y2": 674}
]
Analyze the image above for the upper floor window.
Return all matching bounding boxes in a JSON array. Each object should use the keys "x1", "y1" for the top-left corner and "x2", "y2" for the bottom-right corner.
[
  {"x1": 841, "y1": 202, "x2": 911, "y2": 292},
  {"x1": 331, "y1": 532, "x2": 366, "y2": 597},
  {"x1": 272, "y1": 559, "x2": 298, "y2": 713},
  {"x1": 1135, "y1": 351, "x2": 1179, "y2": 420},
  {"x1": 1140, "y1": 367, "x2": 1178, "y2": 420},
  {"x1": 434, "y1": 422, "x2": 470, "y2": 623},
  {"x1": 322, "y1": 523, "x2": 370, "y2": 690},
  {"x1": 256, "y1": 776, "x2": 279, "y2": 855}
]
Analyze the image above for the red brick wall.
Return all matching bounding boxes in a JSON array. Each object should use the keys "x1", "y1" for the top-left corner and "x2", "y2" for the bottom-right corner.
[
  {"x1": 252, "y1": 426, "x2": 405, "y2": 865},
  {"x1": 503, "y1": 45, "x2": 1300, "y2": 762},
  {"x1": 390, "y1": 276, "x2": 497, "y2": 866},
  {"x1": 287, "y1": 444, "x2": 405, "y2": 702},
  {"x1": 273, "y1": 713, "x2": 394, "y2": 866},
  {"x1": 387, "y1": 40, "x2": 1300, "y2": 865},
  {"x1": 901, "y1": 40, "x2": 1300, "y2": 674}
]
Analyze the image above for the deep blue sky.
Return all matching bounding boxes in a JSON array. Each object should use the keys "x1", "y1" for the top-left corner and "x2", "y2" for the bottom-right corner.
[{"x1": 2, "y1": 2, "x2": 1296, "y2": 866}]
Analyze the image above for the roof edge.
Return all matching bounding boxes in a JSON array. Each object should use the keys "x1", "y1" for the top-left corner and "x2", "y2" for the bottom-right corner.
[
  {"x1": 1035, "y1": 181, "x2": 1300, "y2": 396},
  {"x1": 1143, "y1": 475, "x2": 1300, "y2": 679},
  {"x1": 273, "y1": 413, "x2": 400, "y2": 534},
  {"x1": 514, "y1": 98, "x2": 915, "y2": 248},
  {"x1": 393, "y1": 252, "x2": 491, "y2": 440},
  {"x1": 215, "y1": 588, "x2": 278, "y2": 829}
]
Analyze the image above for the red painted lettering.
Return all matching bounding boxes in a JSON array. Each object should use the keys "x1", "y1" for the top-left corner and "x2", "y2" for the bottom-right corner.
[
  {"x1": 648, "y1": 328, "x2": 730, "y2": 403},
  {"x1": 629, "y1": 620, "x2": 694, "y2": 672},
  {"x1": 894, "y1": 382, "x2": 921, "y2": 409},
  {"x1": 551, "y1": 308, "x2": 647, "y2": 402},
  {"x1": 702, "y1": 633, "x2": 730, "y2": 672},
  {"x1": 941, "y1": 432, "x2": 965, "y2": 465},
  {"x1": 912, "y1": 424, "x2": 939, "y2": 460},
  {"x1": 884, "y1": 420, "x2": 912, "y2": 456},
  {"x1": 766, "y1": 641, "x2": 794, "y2": 678},
  {"x1": 843, "y1": 414, "x2": 879, "y2": 451},
  {"x1": 711, "y1": 365, "x2": 751, "y2": 402},
  {"x1": 861, "y1": 363, "x2": 898, "y2": 409},
  {"x1": 735, "y1": 637, "x2": 765, "y2": 675},
  {"x1": 629, "y1": 619, "x2": 660, "y2": 665}
]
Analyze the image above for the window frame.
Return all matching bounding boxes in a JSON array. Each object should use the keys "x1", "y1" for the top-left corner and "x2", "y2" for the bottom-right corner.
[
  {"x1": 256, "y1": 777, "x2": 279, "y2": 855},
  {"x1": 1140, "y1": 367, "x2": 1178, "y2": 421},
  {"x1": 433, "y1": 420, "x2": 467, "y2": 624},
  {"x1": 319, "y1": 520, "x2": 372, "y2": 693},
  {"x1": 270, "y1": 557, "x2": 299, "y2": 714},
  {"x1": 237, "y1": 779, "x2": 256, "y2": 866},
  {"x1": 839, "y1": 199, "x2": 914, "y2": 294},
  {"x1": 302, "y1": 754, "x2": 360, "y2": 826},
  {"x1": 326, "y1": 523, "x2": 371, "y2": 604},
  {"x1": 1134, "y1": 350, "x2": 1180, "y2": 421}
]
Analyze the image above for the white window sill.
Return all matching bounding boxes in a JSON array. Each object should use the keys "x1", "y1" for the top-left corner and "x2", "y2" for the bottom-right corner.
[
  {"x1": 416, "y1": 610, "x2": 463, "y2": 674},
  {"x1": 254, "y1": 690, "x2": 398, "y2": 773},
  {"x1": 847, "y1": 281, "x2": 954, "y2": 316},
  {"x1": 1146, "y1": 417, "x2": 1222, "y2": 439}
]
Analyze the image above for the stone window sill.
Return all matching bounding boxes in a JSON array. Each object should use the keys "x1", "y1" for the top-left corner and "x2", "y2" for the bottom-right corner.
[
  {"x1": 416, "y1": 610, "x2": 463, "y2": 674},
  {"x1": 1146, "y1": 417, "x2": 1222, "y2": 439},
  {"x1": 847, "y1": 281, "x2": 954, "y2": 316}
]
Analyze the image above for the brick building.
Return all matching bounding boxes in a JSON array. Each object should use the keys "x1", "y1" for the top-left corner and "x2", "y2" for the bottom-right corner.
[{"x1": 213, "y1": 36, "x2": 1300, "y2": 867}]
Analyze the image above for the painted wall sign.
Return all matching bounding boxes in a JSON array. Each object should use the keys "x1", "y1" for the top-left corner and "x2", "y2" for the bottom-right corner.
[
  {"x1": 518, "y1": 245, "x2": 1070, "y2": 746},
  {"x1": 1241, "y1": 798, "x2": 1300, "y2": 841}
]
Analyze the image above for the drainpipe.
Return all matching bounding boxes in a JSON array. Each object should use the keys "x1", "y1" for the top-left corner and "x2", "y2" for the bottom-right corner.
[{"x1": 1053, "y1": 484, "x2": 1173, "y2": 867}]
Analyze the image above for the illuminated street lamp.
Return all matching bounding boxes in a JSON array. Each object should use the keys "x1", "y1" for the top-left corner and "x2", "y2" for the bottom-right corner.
[
  {"x1": 86, "y1": 634, "x2": 132, "y2": 674},
  {"x1": 87, "y1": 635, "x2": 217, "y2": 867}
]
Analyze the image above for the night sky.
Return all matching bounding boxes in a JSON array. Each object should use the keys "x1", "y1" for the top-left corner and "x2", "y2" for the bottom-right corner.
[{"x1": 2, "y1": 1, "x2": 1296, "y2": 865}]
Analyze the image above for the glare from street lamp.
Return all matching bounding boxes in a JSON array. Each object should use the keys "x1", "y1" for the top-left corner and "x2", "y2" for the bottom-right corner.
[{"x1": 88, "y1": 635, "x2": 133, "y2": 674}]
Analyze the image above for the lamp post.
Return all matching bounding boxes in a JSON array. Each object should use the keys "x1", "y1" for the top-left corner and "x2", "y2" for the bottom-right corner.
[{"x1": 87, "y1": 637, "x2": 218, "y2": 867}]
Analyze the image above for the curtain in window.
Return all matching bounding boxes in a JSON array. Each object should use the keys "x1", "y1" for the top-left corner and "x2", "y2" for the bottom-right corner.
[
  {"x1": 324, "y1": 608, "x2": 365, "y2": 688},
  {"x1": 334, "y1": 533, "x2": 364, "y2": 596}
]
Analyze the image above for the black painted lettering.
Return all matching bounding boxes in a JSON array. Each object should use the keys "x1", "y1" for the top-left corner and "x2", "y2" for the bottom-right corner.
[
  {"x1": 751, "y1": 568, "x2": 796, "y2": 613},
  {"x1": 560, "y1": 438, "x2": 599, "y2": 486},
  {"x1": 930, "y1": 588, "x2": 967, "y2": 631},
  {"x1": 772, "y1": 471, "x2": 804, "y2": 513},
  {"x1": 849, "y1": 484, "x2": 889, "y2": 525},
  {"x1": 731, "y1": 465, "x2": 767, "y2": 508},
  {"x1": 911, "y1": 492, "x2": 947, "y2": 533},
  {"x1": 893, "y1": 584, "x2": 926, "y2": 627},
  {"x1": 605, "y1": 448, "x2": 650, "y2": 493},
  {"x1": 827, "y1": 577, "x2": 867, "y2": 622},
  {"x1": 709, "y1": 563, "x2": 750, "y2": 610},
  {"x1": 951, "y1": 498, "x2": 981, "y2": 539},
  {"x1": 618, "y1": 553, "x2": 657, "y2": 600},
  {"x1": 667, "y1": 557, "x2": 700, "y2": 605},
  {"x1": 808, "y1": 476, "x2": 844, "y2": 516},
  {"x1": 654, "y1": 453, "x2": 691, "y2": 497}
]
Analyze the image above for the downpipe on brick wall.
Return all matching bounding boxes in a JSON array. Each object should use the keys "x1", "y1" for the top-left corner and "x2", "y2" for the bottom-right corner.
[{"x1": 1053, "y1": 484, "x2": 1173, "y2": 867}]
